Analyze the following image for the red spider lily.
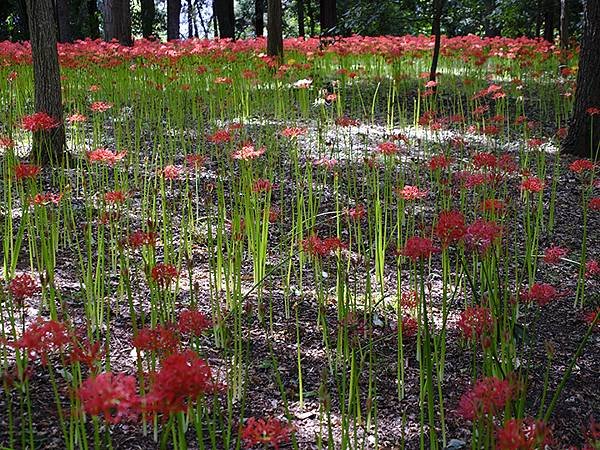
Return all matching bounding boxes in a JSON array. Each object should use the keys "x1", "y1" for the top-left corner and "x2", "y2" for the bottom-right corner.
[
  {"x1": 527, "y1": 138, "x2": 544, "y2": 148},
  {"x1": 585, "y1": 260, "x2": 600, "y2": 278},
  {"x1": 569, "y1": 159, "x2": 595, "y2": 174},
  {"x1": 150, "y1": 262, "x2": 178, "y2": 286},
  {"x1": 185, "y1": 154, "x2": 207, "y2": 168},
  {"x1": 457, "y1": 376, "x2": 513, "y2": 420},
  {"x1": 583, "y1": 308, "x2": 600, "y2": 331},
  {"x1": 162, "y1": 164, "x2": 181, "y2": 180},
  {"x1": 457, "y1": 306, "x2": 493, "y2": 342},
  {"x1": 313, "y1": 156, "x2": 338, "y2": 170},
  {"x1": 520, "y1": 176, "x2": 544, "y2": 193},
  {"x1": 67, "y1": 113, "x2": 87, "y2": 123},
  {"x1": 377, "y1": 141, "x2": 399, "y2": 156},
  {"x1": 435, "y1": 210, "x2": 466, "y2": 248},
  {"x1": 481, "y1": 198, "x2": 506, "y2": 214},
  {"x1": 482, "y1": 125, "x2": 501, "y2": 136},
  {"x1": 396, "y1": 185, "x2": 428, "y2": 201},
  {"x1": 8, "y1": 274, "x2": 39, "y2": 301},
  {"x1": 399, "y1": 316, "x2": 418, "y2": 338},
  {"x1": 301, "y1": 235, "x2": 347, "y2": 258},
  {"x1": 69, "y1": 339, "x2": 104, "y2": 369},
  {"x1": 268, "y1": 206, "x2": 280, "y2": 222},
  {"x1": 21, "y1": 112, "x2": 60, "y2": 132},
  {"x1": 401, "y1": 236, "x2": 438, "y2": 261},
  {"x1": 31, "y1": 192, "x2": 63, "y2": 206},
  {"x1": 177, "y1": 310, "x2": 211, "y2": 337},
  {"x1": 133, "y1": 324, "x2": 180, "y2": 356},
  {"x1": 465, "y1": 219, "x2": 502, "y2": 253},
  {"x1": 214, "y1": 76, "x2": 233, "y2": 84},
  {"x1": 586, "y1": 107, "x2": 600, "y2": 116},
  {"x1": 428, "y1": 154, "x2": 452, "y2": 171},
  {"x1": 87, "y1": 148, "x2": 127, "y2": 165},
  {"x1": 344, "y1": 204, "x2": 366, "y2": 221},
  {"x1": 207, "y1": 129, "x2": 232, "y2": 144},
  {"x1": 520, "y1": 282, "x2": 563, "y2": 306},
  {"x1": 496, "y1": 418, "x2": 553, "y2": 450},
  {"x1": 89, "y1": 101, "x2": 113, "y2": 112},
  {"x1": 14, "y1": 163, "x2": 41, "y2": 181},
  {"x1": 104, "y1": 190, "x2": 127, "y2": 204},
  {"x1": 543, "y1": 246, "x2": 568, "y2": 264},
  {"x1": 241, "y1": 417, "x2": 293, "y2": 450},
  {"x1": 79, "y1": 372, "x2": 140, "y2": 424},
  {"x1": 12, "y1": 318, "x2": 71, "y2": 364},
  {"x1": 253, "y1": 178, "x2": 273, "y2": 193},
  {"x1": 231, "y1": 144, "x2": 266, "y2": 161},
  {"x1": 127, "y1": 230, "x2": 157, "y2": 249},
  {"x1": 0, "y1": 136, "x2": 15, "y2": 149},
  {"x1": 335, "y1": 116, "x2": 359, "y2": 127},
  {"x1": 399, "y1": 290, "x2": 419, "y2": 309},
  {"x1": 472, "y1": 152, "x2": 497, "y2": 170},
  {"x1": 143, "y1": 350, "x2": 218, "y2": 415},
  {"x1": 589, "y1": 198, "x2": 600, "y2": 210},
  {"x1": 281, "y1": 127, "x2": 306, "y2": 138},
  {"x1": 472, "y1": 105, "x2": 489, "y2": 117}
]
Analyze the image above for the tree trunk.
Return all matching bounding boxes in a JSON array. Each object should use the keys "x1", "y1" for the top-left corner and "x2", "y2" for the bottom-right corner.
[
  {"x1": 267, "y1": 0, "x2": 283, "y2": 59},
  {"x1": 88, "y1": 0, "x2": 100, "y2": 39},
  {"x1": 483, "y1": 0, "x2": 500, "y2": 37},
  {"x1": 563, "y1": 1, "x2": 600, "y2": 157},
  {"x1": 560, "y1": 0, "x2": 568, "y2": 56},
  {"x1": 319, "y1": 0, "x2": 336, "y2": 36},
  {"x1": 55, "y1": 0, "x2": 73, "y2": 42},
  {"x1": 214, "y1": 0, "x2": 235, "y2": 39},
  {"x1": 25, "y1": 0, "x2": 65, "y2": 164},
  {"x1": 167, "y1": 0, "x2": 181, "y2": 40},
  {"x1": 543, "y1": 0, "x2": 555, "y2": 42},
  {"x1": 187, "y1": 0, "x2": 193, "y2": 38},
  {"x1": 141, "y1": 0, "x2": 155, "y2": 38},
  {"x1": 255, "y1": 0, "x2": 264, "y2": 36},
  {"x1": 104, "y1": 0, "x2": 132, "y2": 45},
  {"x1": 429, "y1": 0, "x2": 443, "y2": 85},
  {"x1": 297, "y1": 0, "x2": 305, "y2": 37}
]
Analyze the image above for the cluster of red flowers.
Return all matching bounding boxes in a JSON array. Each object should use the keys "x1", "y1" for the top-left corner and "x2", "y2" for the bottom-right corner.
[
  {"x1": 345, "y1": 204, "x2": 366, "y2": 221},
  {"x1": 253, "y1": 178, "x2": 273, "y2": 193},
  {"x1": 496, "y1": 418, "x2": 553, "y2": 450},
  {"x1": 457, "y1": 376, "x2": 513, "y2": 420},
  {"x1": 87, "y1": 148, "x2": 127, "y2": 165},
  {"x1": 133, "y1": 324, "x2": 180, "y2": 356},
  {"x1": 30, "y1": 192, "x2": 63, "y2": 206},
  {"x1": 177, "y1": 310, "x2": 211, "y2": 337},
  {"x1": 435, "y1": 210, "x2": 466, "y2": 248},
  {"x1": 396, "y1": 185, "x2": 428, "y2": 201},
  {"x1": 569, "y1": 159, "x2": 595, "y2": 174},
  {"x1": 8, "y1": 273, "x2": 39, "y2": 301},
  {"x1": 428, "y1": 154, "x2": 452, "y2": 171},
  {"x1": 207, "y1": 129, "x2": 232, "y2": 144},
  {"x1": 520, "y1": 282, "x2": 562, "y2": 306},
  {"x1": 14, "y1": 163, "x2": 41, "y2": 181},
  {"x1": 301, "y1": 235, "x2": 347, "y2": 258},
  {"x1": 12, "y1": 318, "x2": 71, "y2": 364},
  {"x1": 79, "y1": 373, "x2": 139, "y2": 424},
  {"x1": 21, "y1": 112, "x2": 59, "y2": 132},
  {"x1": 401, "y1": 236, "x2": 438, "y2": 261},
  {"x1": 457, "y1": 306, "x2": 493, "y2": 343},
  {"x1": 377, "y1": 141, "x2": 399, "y2": 156},
  {"x1": 163, "y1": 164, "x2": 182, "y2": 180},
  {"x1": 89, "y1": 101, "x2": 113, "y2": 112},
  {"x1": 241, "y1": 417, "x2": 293, "y2": 450},
  {"x1": 232, "y1": 144, "x2": 266, "y2": 161},
  {"x1": 543, "y1": 245, "x2": 568, "y2": 264},
  {"x1": 150, "y1": 263, "x2": 179, "y2": 287},
  {"x1": 104, "y1": 190, "x2": 127, "y2": 204},
  {"x1": 521, "y1": 176, "x2": 545, "y2": 193},
  {"x1": 465, "y1": 218, "x2": 503, "y2": 253},
  {"x1": 185, "y1": 154, "x2": 207, "y2": 168},
  {"x1": 281, "y1": 127, "x2": 306, "y2": 138},
  {"x1": 127, "y1": 230, "x2": 157, "y2": 249}
]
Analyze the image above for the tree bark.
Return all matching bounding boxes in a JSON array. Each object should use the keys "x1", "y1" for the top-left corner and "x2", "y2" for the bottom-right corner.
[
  {"x1": 25, "y1": 0, "x2": 65, "y2": 164},
  {"x1": 141, "y1": 0, "x2": 155, "y2": 38},
  {"x1": 267, "y1": 0, "x2": 283, "y2": 59},
  {"x1": 255, "y1": 0, "x2": 264, "y2": 37},
  {"x1": 214, "y1": 0, "x2": 235, "y2": 39},
  {"x1": 560, "y1": 0, "x2": 568, "y2": 55},
  {"x1": 429, "y1": 0, "x2": 443, "y2": 84},
  {"x1": 563, "y1": 0, "x2": 600, "y2": 157},
  {"x1": 88, "y1": 0, "x2": 100, "y2": 39},
  {"x1": 55, "y1": 0, "x2": 73, "y2": 42},
  {"x1": 104, "y1": 0, "x2": 132, "y2": 45},
  {"x1": 319, "y1": 0, "x2": 336, "y2": 36},
  {"x1": 167, "y1": 0, "x2": 181, "y2": 40},
  {"x1": 297, "y1": 0, "x2": 305, "y2": 37},
  {"x1": 543, "y1": 0, "x2": 556, "y2": 42}
]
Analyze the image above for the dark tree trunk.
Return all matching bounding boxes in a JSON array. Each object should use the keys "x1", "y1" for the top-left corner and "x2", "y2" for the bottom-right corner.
[
  {"x1": 24, "y1": 0, "x2": 65, "y2": 164},
  {"x1": 319, "y1": 0, "x2": 336, "y2": 36},
  {"x1": 307, "y1": 0, "x2": 316, "y2": 36},
  {"x1": 255, "y1": 0, "x2": 264, "y2": 36},
  {"x1": 429, "y1": 0, "x2": 443, "y2": 84},
  {"x1": 141, "y1": 0, "x2": 155, "y2": 38},
  {"x1": 543, "y1": 0, "x2": 556, "y2": 42},
  {"x1": 267, "y1": 0, "x2": 283, "y2": 59},
  {"x1": 563, "y1": 1, "x2": 600, "y2": 157},
  {"x1": 55, "y1": 0, "x2": 73, "y2": 42},
  {"x1": 15, "y1": 0, "x2": 31, "y2": 40},
  {"x1": 167, "y1": 0, "x2": 181, "y2": 40},
  {"x1": 88, "y1": 0, "x2": 100, "y2": 38},
  {"x1": 187, "y1": 0, "x2": 193, "y2": 38},
  {"x1": 560, "y1": 0, "x2": 568, "y2": 55},
  {"x1": 214, "y1": 0, "x2": 235, "y2": 39},
  {"x1": 104, "y1": 0, "x2": 132, "y2": 45},
  {"x1": 298, "y1": 0, "x2": 305, "y2": 37}
]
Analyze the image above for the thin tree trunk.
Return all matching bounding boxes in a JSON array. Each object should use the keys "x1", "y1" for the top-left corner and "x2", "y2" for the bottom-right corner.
[
  {"x1": 187, "y1": 0, "x2": 193, "y2": 38},
  {"x1": 298, "y1": 0, "x2": 305, "y2": 37},
  {"x1": 255, "y1": 0, "x2": 264, "y2": 36},
  {"x1": 104, "y1": 0, "x2": 131, "y2": 45},
  {"x1": 141, "y1": 0, "x2": 155, "y2": 38},
  {"x1": 560, "y1": 0, "x2": 569, "y2": 59},
  {"x1": 25, "y1": 0, "x2": 65, "y2": 164},
  {"x1": 55, "y1": 0, "x2": 73, "y2": 42},
  {"x1": 319, "y1": 0, "x2": 336, "y2": 36},
  {"x1": 167, "y1": 0, "x2": 181, "y2": 40},
  {"x1": 563, "y1": 0, "x2": 600, "y2": 157},
  {"x1": 308, "y1": 0, "x2": 315, "y2": 36},
  {"x1": 429, "y1": 0, "x2": 443, "y2": 85},
  {"x1": 267, "y1": 0, "x2": 283, "y2": 58},
  {"x1": 214, "y1": 0, "x2": 235, "y2": 39},
  {"x1": 543, "y1": 0, "x2": 556, "y2": 42},
  {"x1": 88, "y1": 0, "x2": 100, "y2": 38}
]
